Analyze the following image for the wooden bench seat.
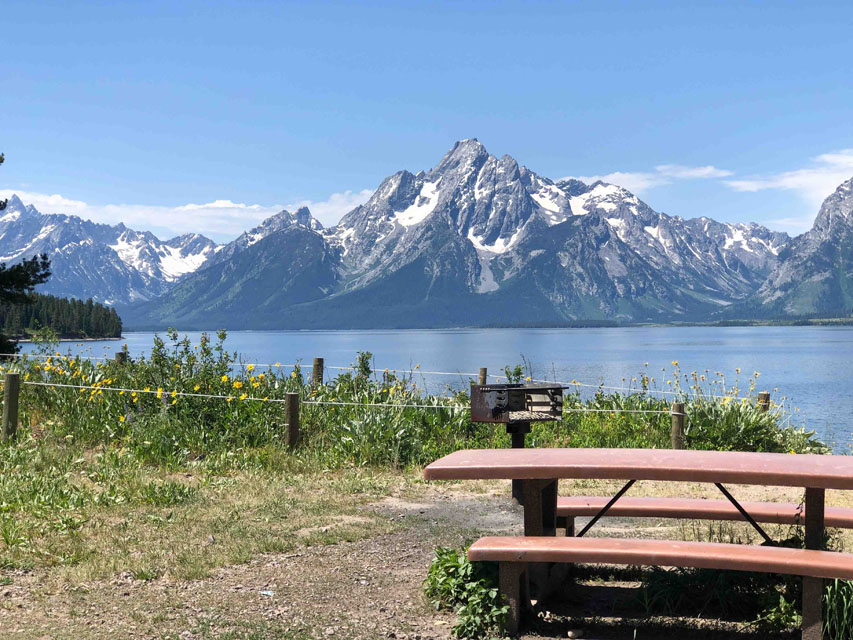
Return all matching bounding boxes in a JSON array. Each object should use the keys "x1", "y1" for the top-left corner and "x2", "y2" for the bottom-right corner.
[
  {"x1": 469, "y1": 536, "x2": 853, "y2": 635},
  {"x1": 556, "y1": 496, "x2": 853, "y2": 533}
]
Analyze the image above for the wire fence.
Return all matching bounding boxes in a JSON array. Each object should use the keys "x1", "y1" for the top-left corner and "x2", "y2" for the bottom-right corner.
[{"x1": 0, "y1": 351, "x2": 761, "y2": 415}]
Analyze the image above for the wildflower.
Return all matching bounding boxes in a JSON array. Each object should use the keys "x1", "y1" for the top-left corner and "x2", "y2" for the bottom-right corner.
[
  {"x1": 119, "y1": 390, "x2": 125, "y2": 395},
  {"x1": 525, "y1": 376, "x2": 531, "y2": 382},
  {"x1": 171, "y1": 390, "x2": 177, "y2": 398},
  {"x1": 239, "y1": 393, "x2": 248, "y2": 401},
  {"x1": 144, "y1": 386, "x2": 151, "y2": 392},
  {"x1": 671, "y1": 360, "x2": 678, "y2": 366},
  {"x1": 667, "y1": 380, "x2": 672, "y2": 385},
  {"x1": 754, "y1": 371, "x2": 760, "y2": 377},
  {"x1": 24, "y1": 373, "x2": 29, "y2": 381},
  {"x1": 221, "y1": 375, "x2": 229, "y2": 382},
  {"x1": 414, "y1": 364, "x2": 420, "y2": 369},
  {"x1": 247, "y1": 364, "x2": 255, "y2": 372},
  {"x1": 291, "y1": 371, "x2": 297, "y2": 379},
  {"x1": 735, "y1": 368, "x2": 741, "y2": 374},
  {"x1": 253, "y1": 382, "x2": 260, "y2": 388},
  {"x1": 258, "y1": 373, "x2": 265, "y2": 380},
  {"x1": 263, "y1": 396, "x2": 269, "y2": 402},
  {"x1": 227, "y1": 396, "x2": 234, "y2": 403},
  {"x1": 156, "y1": 388, "x2": 163, "y2": 399},
  {"x1": 275, "y1": 362, "x2": 281, "y2": 367},
  {"x1": 119, "y1": 416, "x2": 125, "y2": 423},
  {"x1": 131, "y1": 392, "x2": 137, "y2": 398},
  {"x1": 171, "y1": 399, "x2": 177, "y2": 405},
  {"x1": 194, "y1": 384, "x2": 201, "y2": 391},
  {"x1": 233, "y1": 380, "x2": 243, "y2": 389}
]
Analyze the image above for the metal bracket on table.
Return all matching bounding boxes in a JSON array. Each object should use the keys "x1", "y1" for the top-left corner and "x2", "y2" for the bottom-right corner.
[
  {"x1": 576, "y1": 480, "x2": 636, "y2": 538},
  {"x1": 715, "y1": 483, "x2": 776, "y2": 546}
]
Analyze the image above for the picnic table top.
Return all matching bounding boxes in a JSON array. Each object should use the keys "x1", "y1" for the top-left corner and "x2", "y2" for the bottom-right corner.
[{"x1": 423, "y1": 448, "x2": 853, "y2": 490}]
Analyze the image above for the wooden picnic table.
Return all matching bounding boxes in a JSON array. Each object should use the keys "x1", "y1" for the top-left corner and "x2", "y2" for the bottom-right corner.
[{"x1": 424, "y1": 448, "x2": 853, "y2": 639}]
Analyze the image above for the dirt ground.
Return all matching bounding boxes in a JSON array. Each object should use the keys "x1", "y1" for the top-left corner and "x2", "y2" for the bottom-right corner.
[{"x1": 2, "y1": 478, "x2": 846, "y2": 639}]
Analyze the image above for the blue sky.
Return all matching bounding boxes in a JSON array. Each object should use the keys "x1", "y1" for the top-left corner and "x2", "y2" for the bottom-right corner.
[{"x1": 2, "y1": 0, "x2": 852, "y2": 242}]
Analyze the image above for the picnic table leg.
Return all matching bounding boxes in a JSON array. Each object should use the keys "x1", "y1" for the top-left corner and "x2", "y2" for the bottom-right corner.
[
  {"x1": 499, "y1": 562, "x2": 529, "y2": 635},
  {"x1": 802, "y1": 487, "x2": 825, "y2": 640},
  {"x1": 521, "y1": 478, "x2": 561, "y2": 601}
]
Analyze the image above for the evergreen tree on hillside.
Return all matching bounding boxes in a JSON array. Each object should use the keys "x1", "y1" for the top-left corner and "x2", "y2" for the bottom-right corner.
[{"x1": 0, "y1": 153, "x2": 53, "y2": 354}]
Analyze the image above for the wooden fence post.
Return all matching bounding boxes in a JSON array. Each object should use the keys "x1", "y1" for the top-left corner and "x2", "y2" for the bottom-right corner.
[
  {"x1": 757, "y1": 391, "x2": 770, "y2": 413},
  {"x1": 114, "y1": 351, "x2": 128, "y2": 365},
  {"x1": 478, "y1": 367, "x2": 488, "y2": 385},
  {"x1": 671, "y1": 402, "x2": 685, "y2": 450},
  {"x1": 312, "y1": 357, "x2": 324, "y2": 389},
  {"x1": 285, "y1": 392, "x2": 300, "y2": 448},
  {"x1": 2, "y1": 372, "x2": 20, "y2": 442}
]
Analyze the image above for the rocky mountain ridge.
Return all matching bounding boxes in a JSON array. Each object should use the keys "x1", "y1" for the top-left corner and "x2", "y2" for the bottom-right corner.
[{"x1": 129, "y1": 139, "x2": 808, "y2": 328}]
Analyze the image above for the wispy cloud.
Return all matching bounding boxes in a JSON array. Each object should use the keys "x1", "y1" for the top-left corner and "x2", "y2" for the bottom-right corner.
[
  {"x1": 725, "y1": 149, "x2": 853, "y2": 210},
  {"x1": 0, "y1": 189, "x2": 373, "y2": 241},
  {"x1": 568, "y1": 163, "x2": 732, "y2": 193}
]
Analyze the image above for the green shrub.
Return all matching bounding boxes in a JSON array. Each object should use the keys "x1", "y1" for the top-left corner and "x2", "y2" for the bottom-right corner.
[{"x1": 424, "y1": 545, "x2": 508, "y2": 639}]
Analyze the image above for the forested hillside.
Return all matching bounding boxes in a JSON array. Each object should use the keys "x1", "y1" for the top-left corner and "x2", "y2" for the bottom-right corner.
[{"x1": 0, "y1": 294, "x2": 122, "y2": 339}]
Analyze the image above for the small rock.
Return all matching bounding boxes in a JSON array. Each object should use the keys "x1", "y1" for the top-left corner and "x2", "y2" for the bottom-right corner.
[{"x1": 567, "y1": 630, "x2": 584, "y2": 638}]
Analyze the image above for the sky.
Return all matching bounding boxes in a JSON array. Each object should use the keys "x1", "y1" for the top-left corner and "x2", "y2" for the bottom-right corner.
[{"x1": 2, "y1": 0, "x2": 853, "y2": 242}]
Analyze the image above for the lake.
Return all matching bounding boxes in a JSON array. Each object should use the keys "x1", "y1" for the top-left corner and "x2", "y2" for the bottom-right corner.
[{"x1": 17, "y1": 326, "x2": 853, "y2": 451}]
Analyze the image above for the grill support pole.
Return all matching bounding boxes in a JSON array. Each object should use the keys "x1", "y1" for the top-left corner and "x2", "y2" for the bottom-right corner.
[
  {"x1": 802, "y1": 487, "x2": 825, "y2": 640},
  {"x1": 509, "y1": 421, "x2": 531, "y2": 504}
]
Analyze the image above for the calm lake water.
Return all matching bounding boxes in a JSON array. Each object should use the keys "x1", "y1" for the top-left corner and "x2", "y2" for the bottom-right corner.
[{"x1": 18, "y1": 326, "x2": 853, "y2": 451}]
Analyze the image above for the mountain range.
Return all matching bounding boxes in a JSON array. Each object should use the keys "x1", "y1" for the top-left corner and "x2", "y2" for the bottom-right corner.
[{"x1": 2, "y1": 139, "x2": 852, "y2": 328}]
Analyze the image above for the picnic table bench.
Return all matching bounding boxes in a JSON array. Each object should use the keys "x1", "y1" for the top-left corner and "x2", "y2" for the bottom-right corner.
[{"x1": 424, "y1": 448, "x2": 853, "y2": 639}]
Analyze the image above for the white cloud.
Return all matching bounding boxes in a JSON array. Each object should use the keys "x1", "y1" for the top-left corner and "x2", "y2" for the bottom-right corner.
[
  {"x1": 569, "y1": 163, "x2": 732, "y2": 194},
  {"x1": 286, "y1": 189, "x2": 374, "y2": 228},
  {"x1": 0, "y1": 189, "x2": 374, "y2": 241},
  {"x1": 725, "y1": 149, "x2": 853, "y2": 210},
  {"x1": 655, "y1": 164, "x2": 733, "y2": 180}
]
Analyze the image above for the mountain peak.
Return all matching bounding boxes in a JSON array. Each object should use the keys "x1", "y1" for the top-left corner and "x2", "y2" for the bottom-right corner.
[
  {"x1": 811, "y1": 175, "x2": 853, "y2": 236},
  {"x1": 431, "y1": 138, "x2": 489, "y2": 175}
]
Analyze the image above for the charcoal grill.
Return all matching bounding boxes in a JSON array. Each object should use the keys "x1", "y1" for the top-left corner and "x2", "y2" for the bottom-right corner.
[{"x1": 470, "y1": 383, "x2": 564, "y2": 502}]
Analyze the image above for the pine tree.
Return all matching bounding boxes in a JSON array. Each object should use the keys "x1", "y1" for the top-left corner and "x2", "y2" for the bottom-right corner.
[{"x1": 0, "y1": 153, "x2": 52, "y2": 354}]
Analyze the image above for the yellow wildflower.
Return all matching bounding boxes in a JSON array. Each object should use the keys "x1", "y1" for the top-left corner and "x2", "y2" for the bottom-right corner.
[
  {"x1": 119, "y1": 416, "x2": 125, "y2": 423},
  {"x1": 221, "y1": 375, "x2": 229, "y2": 382},
  {"x1": 171, "y1": 390, "x2": 177, "y2": 398},
  {"x1": 247, "y1": 364, "x2": 255, "y2": 372},
  {"x1": 525, "y1": 376, "x2": 531, "y2": 382},
  {"x1": 239, "y1": 393, "x2": 247, "y2": 401},
  {"x1": 233, "y1": 381, "x2": 243, "y2": 389},
  {"x1": 253, "y1": 382, "x2": 260, "y2": 388},
  {"x1": 156, "y1": 388, "x2": 163, "y2": 399},
  {"x1": 671, "y1": 360, "x2": 678, "y2": 366},
  {"x1": 194, "y1": 384, "x2": 201, "y2": 391},
  {"x1": 227, "y1": 396, "x2": 233, "y2": 403}
]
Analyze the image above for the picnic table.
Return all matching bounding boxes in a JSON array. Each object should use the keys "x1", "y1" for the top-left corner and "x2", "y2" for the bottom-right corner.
[{"x1": 424, "y1": 447, "x2": 853, "y2": 639}]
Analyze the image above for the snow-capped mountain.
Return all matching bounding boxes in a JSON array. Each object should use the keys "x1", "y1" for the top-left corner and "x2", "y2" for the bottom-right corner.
[
  {"x1": 130, "y1": 139, "x2": 794, "y2": 329},
  {"x1": 742, "y1": 177, "x2": 853, "y2": 318},
  {"x1": 0, "y1": 195, "x2": 219, "y2": 304}
]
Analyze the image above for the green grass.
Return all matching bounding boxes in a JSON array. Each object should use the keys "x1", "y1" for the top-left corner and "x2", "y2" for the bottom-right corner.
[{"x1": 0, "y1": 331, "x2": 840, "y2": 637}]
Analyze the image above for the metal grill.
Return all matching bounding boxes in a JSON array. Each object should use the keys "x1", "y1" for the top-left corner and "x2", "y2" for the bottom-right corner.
[{"x1": 470, "y1": 384, "x2": 563, "y2": 424}]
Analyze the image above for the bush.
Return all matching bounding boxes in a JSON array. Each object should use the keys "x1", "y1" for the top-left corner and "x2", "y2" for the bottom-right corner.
[{"x1": 424, "y1": 545, "x2": 508, "y2": 639}]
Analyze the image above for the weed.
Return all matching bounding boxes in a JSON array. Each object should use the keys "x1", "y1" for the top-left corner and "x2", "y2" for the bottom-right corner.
[{"x1": 424, "y1": 545, "x2": 508, "y2": 639}]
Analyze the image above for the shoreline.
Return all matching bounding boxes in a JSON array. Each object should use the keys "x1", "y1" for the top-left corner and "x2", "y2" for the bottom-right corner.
[{"x1": 14, "y1": 336, "x2": 123, "y2": 343}]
